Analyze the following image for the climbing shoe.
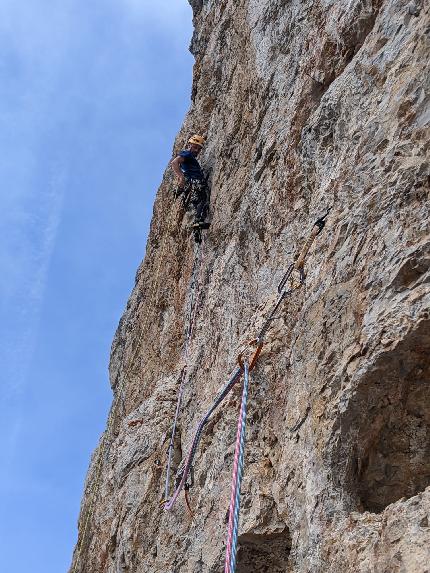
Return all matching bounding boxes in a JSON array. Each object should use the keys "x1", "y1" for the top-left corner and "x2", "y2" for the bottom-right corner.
[{"x1": 193, "y1": 228, "x2": 202, "y2": 244}]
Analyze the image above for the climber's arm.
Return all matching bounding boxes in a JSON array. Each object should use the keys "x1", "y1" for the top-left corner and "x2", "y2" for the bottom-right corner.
[{"x1": 171, "y1": 156, "x2": 186, "y2": 189}]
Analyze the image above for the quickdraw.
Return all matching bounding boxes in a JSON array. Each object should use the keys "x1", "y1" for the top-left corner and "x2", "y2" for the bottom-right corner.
[{"x1": 257, "y1": 207, "x2": 332, "y2": 342}]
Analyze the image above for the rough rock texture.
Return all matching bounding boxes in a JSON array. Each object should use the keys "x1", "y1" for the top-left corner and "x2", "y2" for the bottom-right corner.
[{"x1": 70, "y1": 0, "x2": 430, "y2": 571}]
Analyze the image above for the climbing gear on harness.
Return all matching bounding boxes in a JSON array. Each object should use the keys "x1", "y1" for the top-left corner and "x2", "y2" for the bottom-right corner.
[
  {"x1": 193, "y1": 228, "x2": 202, "y2": 244},
  {"x1": 188, "y1": 134, "x2": 205, "y2": 147},
  {"x1": 224, "y1": 361, "x2": 249, "y2": 573},
  {"x1": 191, "y1": 221, "x2": 210, "y2": 229},
  {"x1": 163, "y1": 209, "x2": 331, "y2": 517},
  {"x1": 191, "y1": 221, "x2": 210, "y2": 244},
  {"x1": 178, "y1": 178, "x2": 210, "y2": 226}
]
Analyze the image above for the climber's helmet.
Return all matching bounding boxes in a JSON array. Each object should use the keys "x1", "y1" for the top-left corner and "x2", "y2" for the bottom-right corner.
[
  {"x1": 188, "y1": 134, "x2": 205, "y2": 156},
  {"x1": 188, "y1": 134, "x2": 205, "y2": 147}
]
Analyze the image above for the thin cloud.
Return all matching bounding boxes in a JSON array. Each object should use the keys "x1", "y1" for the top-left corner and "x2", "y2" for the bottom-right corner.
[
  {"x1": 0, "y1": 0, "x2": 72, "y2": 400},
  {"x1": 0, "y1": 164, "x2": 66, "y2": 398}
]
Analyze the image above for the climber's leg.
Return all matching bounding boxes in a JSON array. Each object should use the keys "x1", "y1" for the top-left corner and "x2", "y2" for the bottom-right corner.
[{"x1": 191, "y1": 180, "x2": 209, "y2": 224}]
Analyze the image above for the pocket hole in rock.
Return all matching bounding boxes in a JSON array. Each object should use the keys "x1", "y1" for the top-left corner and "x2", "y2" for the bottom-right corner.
[{"x1": 337, "y1": 319, "x2": 430, "y2": 513}]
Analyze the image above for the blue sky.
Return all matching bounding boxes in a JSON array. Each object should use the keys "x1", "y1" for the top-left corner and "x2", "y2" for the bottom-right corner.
[{"x1": 0, "y1": 1, "x2": 193, "y2": 570}]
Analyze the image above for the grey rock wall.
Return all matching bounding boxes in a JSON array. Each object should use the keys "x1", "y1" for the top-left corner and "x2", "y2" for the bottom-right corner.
[{"x1": 70, "y1": 0, "x2": 430, "y2": 571}]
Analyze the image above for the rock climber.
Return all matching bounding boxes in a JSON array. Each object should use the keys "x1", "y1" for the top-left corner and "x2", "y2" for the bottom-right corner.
[{"x1": 171, "y1": 134, "x2": 209, "y2": 229}]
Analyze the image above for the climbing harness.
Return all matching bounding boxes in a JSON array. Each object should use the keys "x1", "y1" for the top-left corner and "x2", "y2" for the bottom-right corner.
[
  {"x1": 162, "y1": 210, "x2": 332, "y2": 573},
  {"x1": 224, "y1": 361, "x2": 250, "y2": 573},
  {"x1": 163, "y1": 237, "x2": 207, "y2": 504},
  {"x1": 177, "y1": 176, "x2": 211, "y2": 243}
]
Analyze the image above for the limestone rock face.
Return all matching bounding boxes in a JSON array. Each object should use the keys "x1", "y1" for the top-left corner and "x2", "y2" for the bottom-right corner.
[{"x1": 70, "y1": 0, "x2": 430, "y2": 571}]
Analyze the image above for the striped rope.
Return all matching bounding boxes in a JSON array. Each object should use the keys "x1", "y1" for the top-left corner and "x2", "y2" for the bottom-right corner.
[{"x1": 224, "y1": 362, "x2": 249, "y2": 573}]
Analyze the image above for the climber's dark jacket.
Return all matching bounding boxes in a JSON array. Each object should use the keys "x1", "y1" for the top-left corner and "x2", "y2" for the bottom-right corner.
[{"x1": 179, "y1": 150, "x2": 204, "y2": 181}]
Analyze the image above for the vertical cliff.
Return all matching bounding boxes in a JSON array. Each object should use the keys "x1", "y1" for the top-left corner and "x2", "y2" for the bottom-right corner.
[{"x1": 70, "y1": 0, "x2": 430, "y2": 571}]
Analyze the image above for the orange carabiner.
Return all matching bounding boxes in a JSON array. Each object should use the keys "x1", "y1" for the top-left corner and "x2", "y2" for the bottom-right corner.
[{"x1": 237, "y1": 338, "x2": 264, "y2": 372}]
